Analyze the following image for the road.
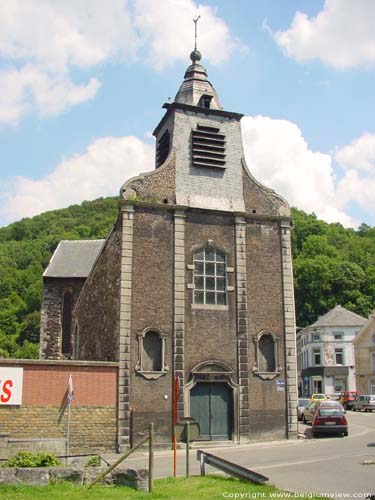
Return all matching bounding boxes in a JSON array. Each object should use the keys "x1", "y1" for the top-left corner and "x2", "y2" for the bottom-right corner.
[{"x1": 105, "y1": 411, "x2": 375, "y2": 498}]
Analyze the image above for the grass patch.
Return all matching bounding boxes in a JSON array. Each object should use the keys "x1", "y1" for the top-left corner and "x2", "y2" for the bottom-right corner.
[{"x1": 0, "y1": 475, "x2": 326, "y2": 500}]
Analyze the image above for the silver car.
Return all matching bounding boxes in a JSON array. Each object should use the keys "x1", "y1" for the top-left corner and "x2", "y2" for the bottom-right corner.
[{"x1": 352, "y1": 395, "x2": 375, "y2": 412}]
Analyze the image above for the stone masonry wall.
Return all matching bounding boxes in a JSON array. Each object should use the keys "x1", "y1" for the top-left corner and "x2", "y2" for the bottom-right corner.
[
  {"x1": 40, "y1": 278, "x2": 85, "y2": 359},
  {"x1": 76, "y1": 224, "x2": 122, "y2": 361},
  {"x1": 246, "y1": 220, "x2": 287, "y2": 440},
  {"x1": 242, "y1": 166, "x2": 290, "y2": 218},
  {"x1": 130, "y1": 207, "x2": 174, "y2": 445},
  {"x1": 0, "y1": 361, "x2": 118, "y2": 454}
]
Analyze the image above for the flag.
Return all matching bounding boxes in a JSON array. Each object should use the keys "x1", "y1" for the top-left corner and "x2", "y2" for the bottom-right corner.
[{"x1": 67, "y1": 374, "x2": 74, "y2": 404}]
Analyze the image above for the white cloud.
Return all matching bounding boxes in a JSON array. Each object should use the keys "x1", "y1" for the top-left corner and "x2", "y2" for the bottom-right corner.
[
  {"x1": 0, "y1": 66, "x2": 101, "y2": 124},
  {"x1": 335, "y1": 133, "x2": 375, "y2": 172},
  {"x1": 0, "y1": 136, "x2": 154, "y2": 224},
  {"x1": 133, "y1": 0, "x2": 245, "y2": 70},
  {"x1": 0, "y1": 0, "x2": 242, "y2": 124},
  {"x1": 241, "y1": 115, "x2": 358, "y2": 227},
  {"x1": 274, "y1": 0, "x2": 375, "y2": 69},
  {"x1": 334, "y1": 133, "x2": 375, "y2": 216}
]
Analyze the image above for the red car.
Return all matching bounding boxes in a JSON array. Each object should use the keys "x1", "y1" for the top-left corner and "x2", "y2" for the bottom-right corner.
[
  {"x1": 312, "y1": 403, "x2": 348, "y2": 438},
  {"x1": 341, "y1": 390, "x2": 360, "y2": 410}
]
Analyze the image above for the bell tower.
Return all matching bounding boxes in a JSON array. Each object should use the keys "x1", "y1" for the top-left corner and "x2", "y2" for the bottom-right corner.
[{"x1": 152, "y1": 19, "x2": 246, "y2": 213}]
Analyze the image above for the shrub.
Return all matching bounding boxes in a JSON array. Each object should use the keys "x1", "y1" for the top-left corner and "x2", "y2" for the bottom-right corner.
[
  {"x1": 85, "y1": 455, "x2": 101, "y2": 467},
  {"x1": 4, "y1": 451, "x2": 60, "y2": 468}
]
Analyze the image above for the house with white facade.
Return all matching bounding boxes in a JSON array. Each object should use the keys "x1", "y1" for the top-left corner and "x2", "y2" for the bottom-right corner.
[{"x1": 297, "y1": 305, "x2": 366, "y2": 396}]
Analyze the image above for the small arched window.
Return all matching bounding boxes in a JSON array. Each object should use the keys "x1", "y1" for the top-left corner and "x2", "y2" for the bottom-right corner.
[
  {"x1": 193, "y1": 248, "x2": 227, "y2": 306},
  {"x1": 135, "y1": 328, "x2": 168, "y2": 380},
  {"x1": 62, "y1": 291, "x2": 72, "y2": 355},
  {"x1": 253, "y1": 331, "x2": 280, "y2": 380},
  {"x1": 258, "y1": 334, "x2": 276, "y2": 372}
]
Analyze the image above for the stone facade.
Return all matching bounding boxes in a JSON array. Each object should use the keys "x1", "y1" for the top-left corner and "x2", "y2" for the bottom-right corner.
[{"x1": 39, "y1": 49, "x2": 298, "y2": 450}]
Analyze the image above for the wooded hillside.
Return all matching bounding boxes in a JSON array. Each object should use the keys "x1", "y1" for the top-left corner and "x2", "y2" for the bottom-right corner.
[{"x1": 0, "y1": 199, "x2": 374, "y2": 358}]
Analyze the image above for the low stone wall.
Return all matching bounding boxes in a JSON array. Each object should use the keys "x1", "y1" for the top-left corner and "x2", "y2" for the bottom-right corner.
[
  {"x1": 0, "y1": 434, "x2": 66, "y2": 460},
  {"x1": 0, "y1": 466, "x2": 149, "y2": 491}
]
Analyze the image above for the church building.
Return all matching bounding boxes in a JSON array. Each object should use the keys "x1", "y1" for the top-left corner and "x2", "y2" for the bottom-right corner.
[{"x1": 40, "y1": 44, "x2": 298, "y2": 450}]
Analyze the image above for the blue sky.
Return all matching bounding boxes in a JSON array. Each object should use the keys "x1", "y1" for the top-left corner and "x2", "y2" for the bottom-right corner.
[{"x1": 0, "y1": 0, "x2": 374, "y2": 228}]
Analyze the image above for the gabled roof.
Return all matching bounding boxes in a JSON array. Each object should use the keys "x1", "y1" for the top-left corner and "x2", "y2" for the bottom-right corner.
[
  {"x1": 43, "y1": 240, "x2": 105, "y2": 278},
  {"x1": 310, "y1": 305, "x2": 367, "y2": 328}
]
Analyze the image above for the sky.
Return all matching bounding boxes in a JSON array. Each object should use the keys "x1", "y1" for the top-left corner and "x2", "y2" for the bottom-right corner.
[{"x1": 0, "y1": 0, "x2": 374, "y2": 229}]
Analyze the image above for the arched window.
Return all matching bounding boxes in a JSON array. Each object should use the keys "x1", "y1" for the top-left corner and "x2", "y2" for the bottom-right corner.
[
  {"x1": 258, "y1": 334, "x2": 276, "y2": 372},
  {"x1": 135, "y1": 328, "x2": 168, "y2": 380},
  {"x1": 143, "y1": 331, "x2": 162, "y2": 371},
  {"x1": 62, "y1": 291, "x2": 72, "y2": 355},
  {"x1": 193, "y1": 248, "x2": 227, "y2": 306},
  {"x1": 253, "y1": 331, "x2": 280, "y2": 380}
]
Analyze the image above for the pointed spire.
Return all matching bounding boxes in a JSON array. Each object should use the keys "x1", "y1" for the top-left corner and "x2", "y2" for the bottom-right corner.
[{"x1": 173, "y1": 17, "x2": 222, "y2": 109}]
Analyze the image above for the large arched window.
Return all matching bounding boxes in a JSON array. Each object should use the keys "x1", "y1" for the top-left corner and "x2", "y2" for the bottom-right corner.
[
  {"x1": 135, "y1": 328, "x2": 168, "y2": 380},
  {"x1": 193, "y1": 248, "x2": 227, "y2": 306},
  {"x1": 61, "y1": 291, "x2": 72, "y2": 355}
]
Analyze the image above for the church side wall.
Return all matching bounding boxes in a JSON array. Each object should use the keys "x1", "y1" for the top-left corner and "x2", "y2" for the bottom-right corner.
[
  {"x1": 246, "y1": 220, "x2": 287, "y2": 440},
  {"x1": 0, "y1": 360, "x2": 118, "y2": 456},
  {"x1": 40, "y1": 278, "x2": 85, "y2": 359},
  {"x1": 75, "y1": 225, "x2": 122, "y2": 361},
  {"x1": 130, "y1": 207, "x2": 174, "y2": 445},
  {"x1": 184, "y1": 211, "x2": 237, "y2": 375}
]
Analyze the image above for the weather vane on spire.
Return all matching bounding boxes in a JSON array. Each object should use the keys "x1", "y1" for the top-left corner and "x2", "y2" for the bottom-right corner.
[{"x1": 191, "y1": 15, "x2": 202, "y2": 63}]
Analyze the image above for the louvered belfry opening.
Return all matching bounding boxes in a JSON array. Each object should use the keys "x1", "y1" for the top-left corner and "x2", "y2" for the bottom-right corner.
[
  {"x1": 156, "y1": 129, "x2": 170, "y2": 168},
  {"x1": 192, "y1": 124, "x2": 226, "y2": 168}
]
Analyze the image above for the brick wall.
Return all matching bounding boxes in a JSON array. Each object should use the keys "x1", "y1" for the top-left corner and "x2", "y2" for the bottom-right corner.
[
  {"x1": 246, "y1": 220, "x2": 287, "y2": 440},
  {"x1": 0, "y1": 360, "x2": 118, "y2": 454}
]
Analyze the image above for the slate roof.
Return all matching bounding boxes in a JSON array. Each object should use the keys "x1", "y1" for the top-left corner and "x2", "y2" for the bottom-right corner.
[
  {"x1": 43, "y1": 240, "x2": 105, "y2": 278},
  {"x1": 310, "y1": 305, "x2": 367, "y2": 328}
]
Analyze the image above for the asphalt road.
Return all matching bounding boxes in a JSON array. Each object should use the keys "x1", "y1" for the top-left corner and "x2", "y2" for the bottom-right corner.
[{"x1": 106, "y1": 411, "x2": 375, "y2": 498}]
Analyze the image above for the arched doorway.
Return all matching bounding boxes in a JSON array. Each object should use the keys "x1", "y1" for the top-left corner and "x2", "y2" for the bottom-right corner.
[{"x1": 185, "y1": 361, "x2": 237, "y2": 441}]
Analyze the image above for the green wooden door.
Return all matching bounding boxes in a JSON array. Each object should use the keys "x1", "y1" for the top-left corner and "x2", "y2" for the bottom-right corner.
[{"x1": 190, "y1": 382, "x2": 232, "y2": 440}]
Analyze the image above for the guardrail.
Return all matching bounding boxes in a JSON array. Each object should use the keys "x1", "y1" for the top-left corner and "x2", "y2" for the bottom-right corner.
[{"x1": 197, "y1": 449, "x2": 269, "y2": 485}]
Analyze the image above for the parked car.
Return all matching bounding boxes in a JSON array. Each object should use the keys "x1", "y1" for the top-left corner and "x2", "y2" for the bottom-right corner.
[
  {"x1": 340, "y1": 390, "x2": 360, "y2": 410},
  {"x1": 327, "y1": 392, "x2": 343, "y2": 401},
  {"x1": 303, "y1": 400, "x2": 344, "y2": 424},
  {"x1": 297, "y1": 398, "x2": 311, "y2": 421},
  {"x1": 352, "y1": 395, "x2": 375, "y2": 412},
  {"x1": 312, "y1": 403, "x2": 348, "y2": 437},
  {"x1": 311, "y1": 393, "x2": 327, "y2": 402}
]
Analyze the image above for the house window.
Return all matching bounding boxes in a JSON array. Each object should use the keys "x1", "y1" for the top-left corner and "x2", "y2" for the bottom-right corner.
[
  {"x1": 193, "y1": 248, "x2": 226, "y2": 306},
  {"x1": 313, "y1": 349, "x2": 321, "y2": 366},
  {"x1": 62, "y1": 291, "x2": 72, "y2": 355},
  {"x1": 253, "y1": 331, "x2": 280, "y2": 380},
  {"x1": 335, "y1": 348, "x2": 344, "y2": 365},
  {"x1": 312, "y1": 333, "x2": 320, "y2": 342},
  {"x1": 333, "y1": 331, "x2": 343, "y2": 340},
  {"x1": 135, "y1": 328, "x2": 168, "y2": 380}
]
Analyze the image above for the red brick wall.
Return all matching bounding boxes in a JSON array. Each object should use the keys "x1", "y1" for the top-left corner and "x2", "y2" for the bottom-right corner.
[{"x1": 0, "y1": 360, "x2": 118, "y2": 453}]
